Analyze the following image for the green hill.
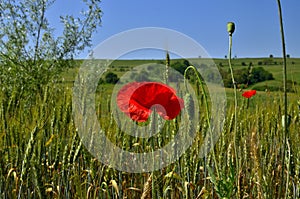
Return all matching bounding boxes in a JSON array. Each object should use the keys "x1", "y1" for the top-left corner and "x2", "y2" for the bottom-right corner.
[{"x1": 62, "y1": 57, "x2": 300, "y2": 92}]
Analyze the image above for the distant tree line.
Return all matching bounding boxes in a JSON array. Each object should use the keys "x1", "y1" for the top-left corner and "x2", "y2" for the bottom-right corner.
[
  {"x1": 169, "y1": 60, "x2": 274, "y2": 88},
  {"x1": 220, "y1": 66, "x2": 274, "y2": 88},
  {"x1": 102, "y1": 59, "x2": 275, "y2": 89}
]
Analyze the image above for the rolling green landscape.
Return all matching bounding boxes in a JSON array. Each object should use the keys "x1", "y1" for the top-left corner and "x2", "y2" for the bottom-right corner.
[
  {"x1": 1, "y1": 57, "x2": 300, "y2": 198},
  {"x1": 1, "y1": 0, "x2": 300, "y2": 198},
  {"x1": 62, "y1": 57, "x2": 300, "y2": 95}
]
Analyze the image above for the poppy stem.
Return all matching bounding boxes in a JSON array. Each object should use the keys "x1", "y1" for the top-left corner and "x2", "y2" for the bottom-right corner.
[
  {"x1": 246, "y1": 98, "x2": 249, "y2": 109},
  {"x1": 227, "y1": 23, "x2": 240, "y2": 197}
]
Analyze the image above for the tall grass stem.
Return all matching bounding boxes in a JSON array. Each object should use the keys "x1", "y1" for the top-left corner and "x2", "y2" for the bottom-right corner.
[{"x1": 276, "y1": 0, "x2": 288, "y2": 198}]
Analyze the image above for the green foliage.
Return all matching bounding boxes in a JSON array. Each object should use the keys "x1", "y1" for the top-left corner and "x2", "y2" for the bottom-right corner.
[
  {"x1": 220, "y1": 66, "x2": 274, "y2": 87},
  {"x1": 249, "y1": 67, "x2": 274, "y2": 83},
  {"x1": 207, "y1": 163, "x2": 237, "y2": 199},
  {"x1": 170, "y1": 59, "x2": 190, "y2": 75},
  {"x1": 0, "y1": 0, "x2": 102, "y2": 96},
  {"x1": 170, "y1": 59, "x2": 204, "y2": 83},
  {"x1": 105, "y1": 72, "x2": 119, "y2": 84}
]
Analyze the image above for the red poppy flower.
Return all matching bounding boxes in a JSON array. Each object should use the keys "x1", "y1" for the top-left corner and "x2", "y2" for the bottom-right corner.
[
  {"x1": 242, "y1": 90, "x2": 256, "y2": 98},
  {"x1": 117, "y1": 82, "x2": 184, "y2": 122}
]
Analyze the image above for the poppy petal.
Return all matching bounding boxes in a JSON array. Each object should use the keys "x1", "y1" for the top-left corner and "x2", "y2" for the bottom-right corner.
[
  {"x1": 117, "y1": 82, "x2": 150, "y2": 122},
  {"x1": 117, "y1": 82, "x2": 184, "y2": 122},
  {"x1": 242, "y1": 90, "x2": 256, "y2": 98}
]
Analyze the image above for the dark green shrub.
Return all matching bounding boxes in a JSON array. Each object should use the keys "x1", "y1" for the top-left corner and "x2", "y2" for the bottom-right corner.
[
  {"x1": 220, "y1": 67, "x2": 274, "y2": 88},
  {"x1": 105, "y1": 72, "x2": 119, "y2": 84}
]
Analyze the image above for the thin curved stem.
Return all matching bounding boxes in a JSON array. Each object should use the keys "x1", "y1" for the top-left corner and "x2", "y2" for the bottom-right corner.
[
  {"x1": 184, "y1": 65, "x2": 219, "y2": 177},
  {"x1": 227, "y1": 33, "x2": 239, "y2": 196}
]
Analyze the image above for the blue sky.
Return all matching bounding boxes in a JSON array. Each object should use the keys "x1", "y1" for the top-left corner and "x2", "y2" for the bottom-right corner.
[{"x1": 48, "y1": 0, "x2": 300, "y2": 59}]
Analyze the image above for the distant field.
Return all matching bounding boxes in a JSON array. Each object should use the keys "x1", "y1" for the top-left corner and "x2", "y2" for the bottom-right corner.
[
  {"x1": 62, "y1": 57, "x2": 300, "y2": 93},
  {"x1": 214, "y1": 57, "x2": 300, "y2": 85}
]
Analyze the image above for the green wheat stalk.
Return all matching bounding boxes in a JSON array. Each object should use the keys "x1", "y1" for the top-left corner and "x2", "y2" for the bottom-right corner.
[
  {"x1": 30, "y1": 153, "x2": 46, "y2": 199},
  {"x1": 18, "y1": 126, "x2": 39, "y2": 199},
  {"x1": 165, "y1": 51, "x2": 170, "y2": 85},
  {"x1": 149, "y1": 108, "x2": 157, "y2": 198},
  {"x1": 183, "y1": 93, "x2": 194, "y2": 198},
  {"x1": 183, "y1": 65, "x2": 219, "y2": 177}
]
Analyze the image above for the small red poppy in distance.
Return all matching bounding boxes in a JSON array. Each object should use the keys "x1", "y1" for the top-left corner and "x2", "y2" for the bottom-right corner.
[
  {"x1": 117, "y1": 82, "x2": 184, "y2": 122},
  {"x1": 242, "y1": 90, "x2": 257, "y2": 98}
]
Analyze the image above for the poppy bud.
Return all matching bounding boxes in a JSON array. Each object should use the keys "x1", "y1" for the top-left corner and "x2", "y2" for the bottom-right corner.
[{"x1": 227, "y1": 22, "x2": 235, "y2": 36}]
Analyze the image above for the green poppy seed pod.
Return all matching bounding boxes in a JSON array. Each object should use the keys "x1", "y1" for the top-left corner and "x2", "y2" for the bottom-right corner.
[{"x1": 227, "y1": 22, "x2": 235, "y2": 36}]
